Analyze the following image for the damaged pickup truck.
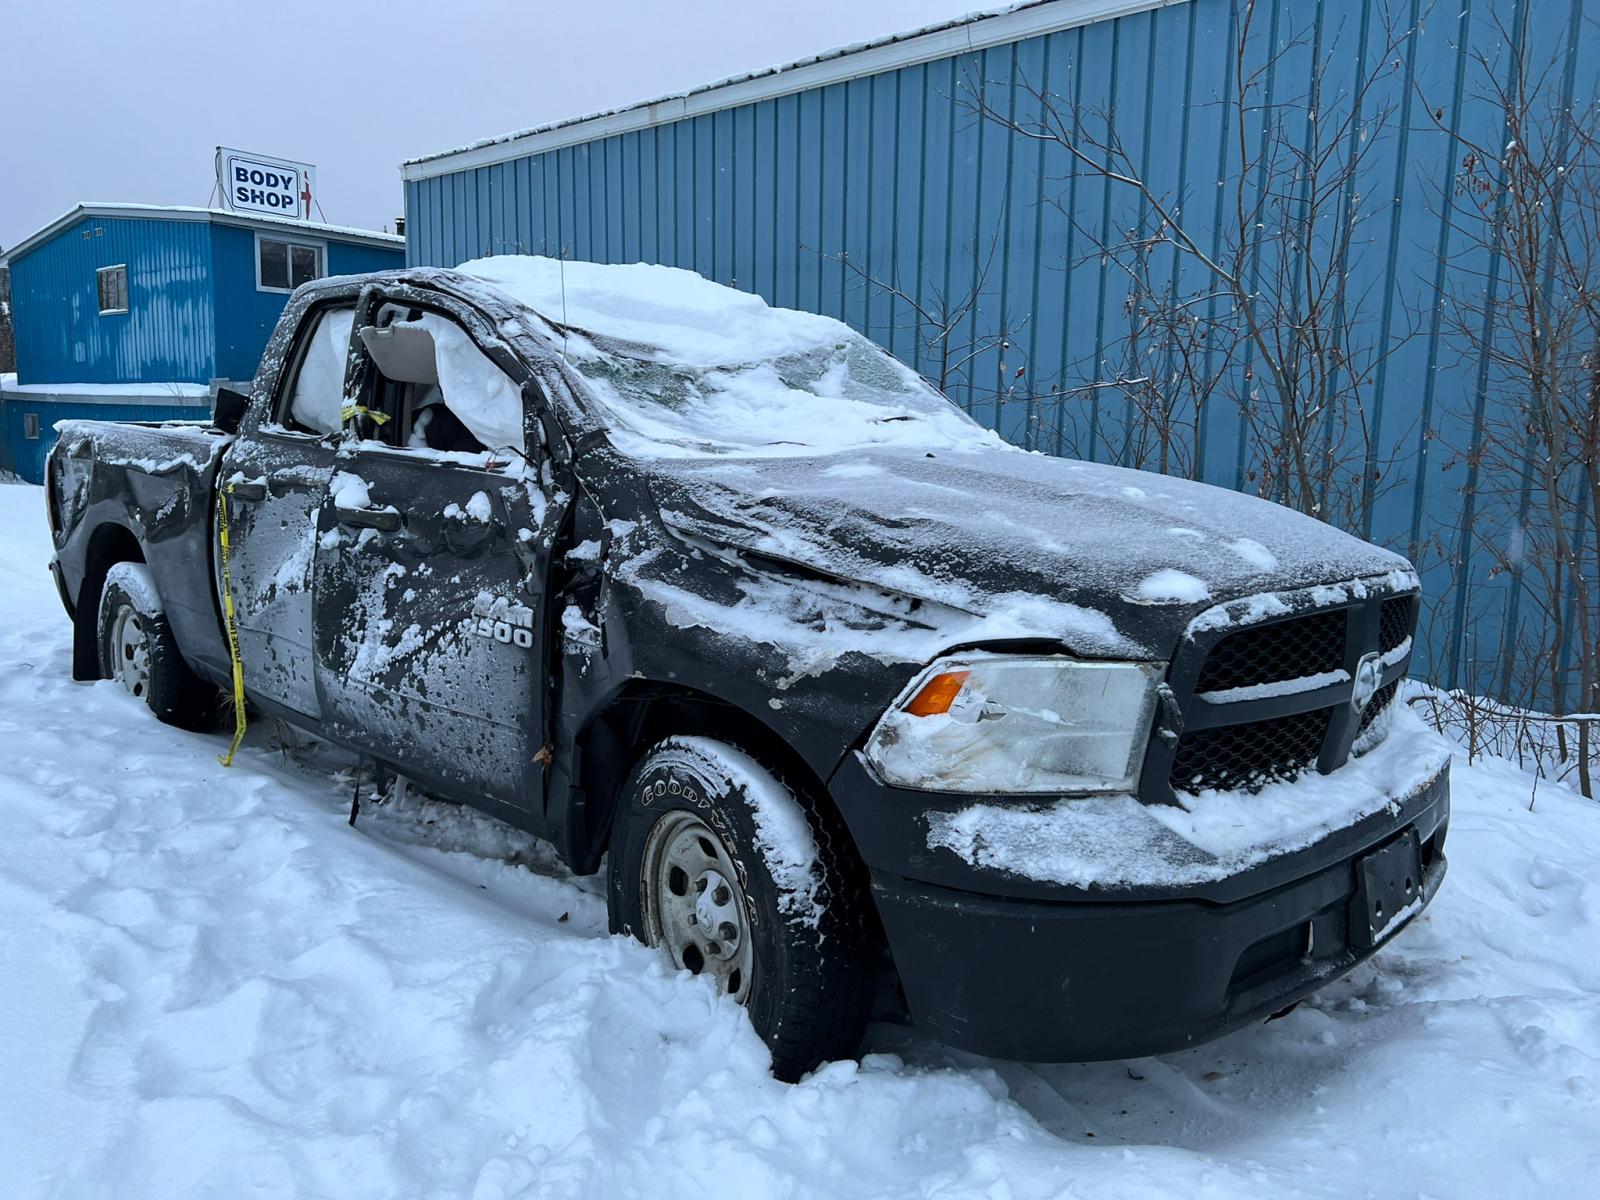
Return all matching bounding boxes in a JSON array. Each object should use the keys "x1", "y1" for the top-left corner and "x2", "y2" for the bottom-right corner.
[{"x1": 45, "y1": 257, "x2": 1449, "y2": 1079}]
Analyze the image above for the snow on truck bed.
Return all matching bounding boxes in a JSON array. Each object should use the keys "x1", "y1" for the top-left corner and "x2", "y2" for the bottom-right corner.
[{"x1": 3, "y1": 482, "x2": 1599, "y2": 1198}]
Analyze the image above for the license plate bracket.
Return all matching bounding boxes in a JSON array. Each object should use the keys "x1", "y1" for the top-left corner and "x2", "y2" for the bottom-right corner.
[{"x1": 1351, "y1": 830, "x2": 1423, "y2": 949}]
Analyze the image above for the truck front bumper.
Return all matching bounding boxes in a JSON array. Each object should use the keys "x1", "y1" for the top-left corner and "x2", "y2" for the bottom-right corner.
[{"x1": 828, "y1": 747, "x2": 1450, "y2": 1062}]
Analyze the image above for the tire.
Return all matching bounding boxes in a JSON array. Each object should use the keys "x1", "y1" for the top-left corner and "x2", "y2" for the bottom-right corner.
[
  {"x1": 96, "y1": 562, "x2": 221, "y2": 732},
  {"x1": 607, "y1": 736, "x2": 877, "y2": 1081}
]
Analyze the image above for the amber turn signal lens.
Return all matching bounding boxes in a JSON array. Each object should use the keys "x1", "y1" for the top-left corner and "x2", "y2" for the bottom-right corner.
[{"x1": 904, "y1": 670, "x2": 970, "y2": 717}]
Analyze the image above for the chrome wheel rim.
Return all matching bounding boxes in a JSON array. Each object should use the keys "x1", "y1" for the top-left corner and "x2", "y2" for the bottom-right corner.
[
  {"x1": 110, "y1": 605, "x2": 151, "y2": 701},
  {"x1": 641, "y1": 810, "x2": 754, "y2": 1003}
]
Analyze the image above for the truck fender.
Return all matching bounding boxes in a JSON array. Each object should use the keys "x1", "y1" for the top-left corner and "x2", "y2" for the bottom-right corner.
[{"x1": 72, "y1": 520, "x2": 148, "y2": 681}]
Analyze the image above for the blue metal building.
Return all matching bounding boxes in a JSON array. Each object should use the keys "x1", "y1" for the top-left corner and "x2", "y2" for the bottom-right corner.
[
  {"x1": 0, "y1": 203, "x2": 402, "y2": 481},
  {"x1": 398, "y1": 0, "x2": 1599, "y2": 703}
]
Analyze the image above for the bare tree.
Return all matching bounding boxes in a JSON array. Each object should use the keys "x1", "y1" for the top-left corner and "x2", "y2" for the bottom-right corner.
[
  {"x1": 1047, "y1": 237, "x2": 1242, "y2": 479},
  {"x1": 1424, "y1": 12, "x2": 1600, "y2": 796},
  {"x1": 818, "y1": 232, "x2": 1039, "y2": 426},
  {"x1": 963, "y1": 1, "x2": 1424, "y2": 525},
  {"x1": 0, "y1": 260, "x2": 15, "y2": 376}
]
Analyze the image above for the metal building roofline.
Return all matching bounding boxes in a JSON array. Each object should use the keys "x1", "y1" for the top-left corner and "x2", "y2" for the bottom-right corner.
[
  {"x1": 400, "y1": 0, "x2": 1182, "y2": 182},
  {"x1": 2, "y1": 202, "x2": 403, "y2": 265}
]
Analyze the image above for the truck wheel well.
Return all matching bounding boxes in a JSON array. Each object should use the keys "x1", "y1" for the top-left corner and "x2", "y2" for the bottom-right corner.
[
  {"x1": 74, "y1": 524, "x2": 145, "y2": 681},
  {"x1": 568, "y1": 682, "x2": 843, "y2": 877}
]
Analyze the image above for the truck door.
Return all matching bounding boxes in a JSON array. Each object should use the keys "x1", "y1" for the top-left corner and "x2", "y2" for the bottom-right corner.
[
  {"x1": 310, "y1": 296, "x2": 563, "y2": 817},
  {"x1": 217, "y1": 300, "x2": 355, "y2": 719}
]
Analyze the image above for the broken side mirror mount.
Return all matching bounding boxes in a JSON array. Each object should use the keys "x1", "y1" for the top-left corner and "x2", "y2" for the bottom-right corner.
[{"x1": 213, "y1": 386, "x2": 250, "y2": 435}]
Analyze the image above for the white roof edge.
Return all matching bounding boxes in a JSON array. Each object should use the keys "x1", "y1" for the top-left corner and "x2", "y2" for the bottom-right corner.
[
  {"x1": 0, "y1": 377, "x2": 215, "y2": 402},
  {"x1": 3, "y1": 202, "x2": 403, "y2": 263},
  {"x1": 401, "y1": 0, "x2": 1184, "y2": 182}
]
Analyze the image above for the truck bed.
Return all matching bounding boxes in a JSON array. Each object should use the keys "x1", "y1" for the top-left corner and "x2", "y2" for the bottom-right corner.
[{"x1": 49, "y1": 418, "x2": 234, "y2": 686}]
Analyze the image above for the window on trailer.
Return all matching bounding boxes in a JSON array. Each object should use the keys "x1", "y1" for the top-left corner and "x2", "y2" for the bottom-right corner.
[
  {"x1": 96, "y1": 265, "x2": 128, "y2": 314},
  {"x1": 257, "y1": 235, "x2": 323, "y2": 292}
]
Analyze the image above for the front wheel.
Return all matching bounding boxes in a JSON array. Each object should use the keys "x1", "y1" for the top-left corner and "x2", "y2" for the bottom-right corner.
[
  {"x1": 607, "y1": 736, "x2": 876, "y2": 1081},
  {"x1": 96, "y1": 562, "x2": 221, "y2": 731}
]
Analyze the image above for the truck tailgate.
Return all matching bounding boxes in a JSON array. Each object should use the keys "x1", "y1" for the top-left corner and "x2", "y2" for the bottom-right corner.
[{"x1": 51, "y1": 419, "x2": 234, "y2": 683}]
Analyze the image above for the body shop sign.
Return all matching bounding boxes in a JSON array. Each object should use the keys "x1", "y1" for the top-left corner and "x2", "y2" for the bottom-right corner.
[{"x1": 216, "y1": 147, "x2": 315, "y2": 220}]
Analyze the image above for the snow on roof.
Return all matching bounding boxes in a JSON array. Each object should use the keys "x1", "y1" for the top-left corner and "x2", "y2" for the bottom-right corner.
[
  {"x1": 2, "y1": 202, "x2": 403, "y2": 265},
  {"x1": 456, "y1": 254, "x2": 995, "y2": 459},
  {"x1": 401, "y1": 0, "x2": 1175, "y2": 179},
  {"x1": 462, "y1": 255, "x2": 847, "y2": 365}
]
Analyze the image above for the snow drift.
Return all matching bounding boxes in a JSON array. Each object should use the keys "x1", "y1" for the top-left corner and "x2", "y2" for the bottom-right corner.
[{"x1": 3, "y1": 480, "x2": 1599, "y2": 1198}]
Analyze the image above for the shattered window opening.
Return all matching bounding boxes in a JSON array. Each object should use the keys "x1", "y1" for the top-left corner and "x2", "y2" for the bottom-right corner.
[{"x1": 359, "y1": 307, "x2": 526, "y2": 459}]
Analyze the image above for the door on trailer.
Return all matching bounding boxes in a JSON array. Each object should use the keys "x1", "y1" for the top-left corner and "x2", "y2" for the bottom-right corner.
[
  {"x1": 310, "y1": 294, "x2": 561, "y2": 814},
  {"x1": 217, "y1": 299, "x2": 355, "y2": 719}
]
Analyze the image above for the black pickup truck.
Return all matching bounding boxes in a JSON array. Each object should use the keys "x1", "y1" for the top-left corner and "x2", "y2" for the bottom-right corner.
[{"x1": 45, "y1": 257, "x2": 1449, "y2": 1079}]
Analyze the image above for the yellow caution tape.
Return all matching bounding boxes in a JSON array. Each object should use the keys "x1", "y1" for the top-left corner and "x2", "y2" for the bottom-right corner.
[
  {"x1": 340, "y1": 404, "x2": 391, "y2": 426},
  {"x1": 216, "y1": 484, "x2": 248, "y2": 767}
]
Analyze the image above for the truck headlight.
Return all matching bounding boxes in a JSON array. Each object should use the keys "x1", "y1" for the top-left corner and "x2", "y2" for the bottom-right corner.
[{"x1": 864, "y1": 654, "x2": 1163, "y2": 794}]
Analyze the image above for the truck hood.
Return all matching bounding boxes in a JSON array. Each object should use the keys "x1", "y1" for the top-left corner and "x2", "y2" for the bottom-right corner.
[{"x1": 639, "y1": 446, "x2": 1413, "y2": 660}]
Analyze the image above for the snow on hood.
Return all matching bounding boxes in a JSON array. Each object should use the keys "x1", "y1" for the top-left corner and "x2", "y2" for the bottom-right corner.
[
  {"x1": 448, "y1": 256, "x2": 1412, "y2": 657},
  {"x1": 645, "y1": 445, "x2": 1412, "y2": 659}
]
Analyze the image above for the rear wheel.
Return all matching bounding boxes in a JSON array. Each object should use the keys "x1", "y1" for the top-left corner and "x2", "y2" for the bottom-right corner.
[
  {"x1": 607, "y1": 736, "x2": 876, "y2": 1081},
  {"x1": 96, "y1": 562, "x2": 221, "y2": 731}
]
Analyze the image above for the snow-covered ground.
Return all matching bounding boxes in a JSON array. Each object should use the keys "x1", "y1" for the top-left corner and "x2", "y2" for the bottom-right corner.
[{"x1": 1, "y1": 479, "x2": 1597, "y2": 1199}]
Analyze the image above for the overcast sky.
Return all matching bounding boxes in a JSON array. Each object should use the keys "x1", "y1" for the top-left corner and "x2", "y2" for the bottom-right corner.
[{"x1": 0, "y1": 0, "x2": 981, "y2": 250}]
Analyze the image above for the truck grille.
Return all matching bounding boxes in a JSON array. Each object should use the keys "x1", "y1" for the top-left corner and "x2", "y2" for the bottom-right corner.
[
  {"x1": 1379, "y1": 595, "x2": 1415, "y2": 654},
  {"x1": 1170, "y1": 707, "x2": 1332, "y2": 793},
  {"x1": 1357, "y1": 680, "x2": 1399, "y2": 736},
  {"x1": 1194, "y1": 608, "x2": 1345, "y2": 693},
  {"x1": 1163, "y1": 589, "x2": 1419, "y2": 798}
]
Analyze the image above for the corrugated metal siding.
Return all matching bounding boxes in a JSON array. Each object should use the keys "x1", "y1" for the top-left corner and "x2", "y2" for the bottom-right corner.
[
  {"x1": 7, "y1": 217, "x2": 404, "y2": 389},
  {"x1": 209, "y1": 223, "x2": 285, "y2": 383},
  {"x1": 209, "y1": 226, "x2": 403, "y2": 383},
  {"x1": 404, "y1": 0, "x2": 1598, "y2": 700},
  {"x1": 0, "y1": 397, "x2": 211, "y2": 484},
  {"x1": 328, "y1": 241, "x2": 408, "y2": 279},
  {"x1": 8, "y1": 216, "x2": 217, "y2": 386}
]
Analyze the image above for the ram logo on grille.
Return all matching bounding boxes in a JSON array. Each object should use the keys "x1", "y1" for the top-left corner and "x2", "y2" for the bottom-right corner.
[{"x1": 1351, "y1": 652, "x2": 1383, "y2": 714}]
